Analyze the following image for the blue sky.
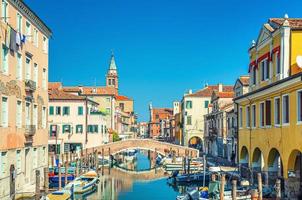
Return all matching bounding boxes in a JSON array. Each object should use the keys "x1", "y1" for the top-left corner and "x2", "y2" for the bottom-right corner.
[{"x1": 27, "y1": 0, "x2": 302, "y2": 121}]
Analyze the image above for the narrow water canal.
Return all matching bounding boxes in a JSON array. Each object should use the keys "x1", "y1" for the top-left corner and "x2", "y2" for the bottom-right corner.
[{"x1": 87, "y1": 149, "x2": 182, "y2": 200}]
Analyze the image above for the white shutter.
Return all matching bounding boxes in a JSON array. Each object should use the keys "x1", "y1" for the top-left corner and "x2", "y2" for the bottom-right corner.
[
  {"x1": 1, "y1": 97, "x2": 8, "y2": 127},
  {"x1": 33, "y1": 105, "x2": 38, "y2": 128}
]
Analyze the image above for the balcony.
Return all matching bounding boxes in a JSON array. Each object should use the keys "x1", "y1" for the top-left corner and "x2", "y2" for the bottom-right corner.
[
  {"x1": 25, "y1": 79, "x2": 37, "y2": 92},
  {"x1": 25, "y1": 125, "x2": 36, "y2": 136}
]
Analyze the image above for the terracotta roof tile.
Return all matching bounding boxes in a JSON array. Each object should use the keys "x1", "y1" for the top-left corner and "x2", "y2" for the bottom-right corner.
[
  {"x1": 62, "y1": 86, "x2": 117, "y2": 96},
  {"x1": 116, "y1": 95, "x2": 132, "y2": 101},
  {"x1": 48, "y1": 82, "x2": 62, "y2": 90},
  {"x1": 153, "y1": 108, "x2": 173, "y2": 115},
  {"x1": 49, "y1": 88, "x2": 86, "y2": 100},
  {"x1": 186, "y1": 85, "x2": 233, "y2": 97},
  {"x1": 269, "y1": 18, "x2": 302, "y2": 29},
  {"x1": 239, "y1": 76, "x2": 250, "y2": 86},
  {"x1": 216, "y1": 91, "x2": 234, "y2": 98}
]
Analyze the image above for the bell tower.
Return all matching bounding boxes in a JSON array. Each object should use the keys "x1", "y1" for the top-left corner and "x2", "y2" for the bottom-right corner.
[{"x1": 106, "y1": 51, "x2": 118, "y2": 91}]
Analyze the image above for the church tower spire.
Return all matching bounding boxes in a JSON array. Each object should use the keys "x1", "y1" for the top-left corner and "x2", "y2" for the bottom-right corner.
[{"x1": 106, "y1": 51, "x2": 118, "y2": 91}]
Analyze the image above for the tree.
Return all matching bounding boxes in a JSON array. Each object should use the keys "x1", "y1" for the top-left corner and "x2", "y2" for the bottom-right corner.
[{"x1": 112, "y1": 132, "x2": 121, "y2": 142}]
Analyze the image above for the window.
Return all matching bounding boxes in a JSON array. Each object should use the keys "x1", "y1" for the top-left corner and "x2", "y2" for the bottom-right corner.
[
  {"x1": 265, "y1": 100, "x2": 271, "y2": 126},
  {"x1": 49, "y1": 106, "x2": 54, "y2": 115},
  {"x1": 1, "y1": 0, "x2": 8, "y2": 23},
  {"x1": 63, "y1": 106, "x2": 70, "y2": 115},
  {"x1": 251, "y1": 104, "x2": 256, "y2": 128},
  {"x1": 274, "y1": 98, "x2": 281, "y2": 125},
  {"x1": 42, "y1": 68, "x2": 47, "y2": 90},
  {"x1": 33, "y1": 148, "x2": 37, "y2": 169},
  {"x1": 298, "y1": 91, "x2": 302, "y2": 122},
  {"x1": 16, "y1": 150, "x2": 21, "y2": 173},
  {"x1": 16, "y1": 100, "x2": 22, "y2": 128},
  {"x1": 239, "y1": 107, "x2": 243, "y2": 128},
  {"x1": 252, "y1": 68, "x2": 256, "y2": 85},
  {"x1": 56, "y1": 106, "x2": 61, "y2": 115},
  {"x1": 187, "y1": 116, "x2": 192, "y2": 125},
  {"x1": 246, "y1": 106, "x2": 250, "y2": 128},
  {"x1": 119, "y1": 103, "x2": 125, "y2": 111},
  {"x1": 186, "y1": 101, "x2": 192, "y2": 109},
  {"x1": 2, "y1": 45, "x2": 8, "y2": 75},
  {"x1": 76, "y1": 125, "x2": 83, "y2": 133},
  {"x1": 260, "y1": 102, "x2": 265, "y2": 127},
  {"x1": 33, "y1": 105, "x2": 38, "y2": 128},
  {"x1": 25, "y1": 21, "x2": 31, "y2": 42},
  {"x1": 25, "y1": 57, "x2": 31, "y2": 80},
  {"x1": 275, "y1": 53, "x2": 281, "y2": 74},
  {"x1": 16, "y1": 53, "x2": 22, "y2": 80},
  {"x1": 1, "y1": 97, "x2": 8, "y2": 127},
  {"x1": 25, "y1": 102, "x2": 30, "y2": 126},
  {"x1": 16, "y1": 13, "x2": 22, "y2": 32},
  {"x1": 261, "y1": 59, "x2": 269, "y2": 81},
  {"x1": 112, "y1": 79, "x2": 115, "y2": 86},
  {"x1": 282, "y1": 95, "x2": 289, "y2": 124},
  {"x1": 33, "y1": 63, "x2": 38, "y2": 84},
  {"x1": 42, "y1": 107, "x2": 46, "y2": 129},
  {"x1": 78, "y1": 106, "x2": 83, "y2": 115},
  {"x1": 33, "y1": 28, "x2": 38, "y2": 47},
  {"x1": 62, "y1": 125, "x2": 71, "y2": 133},
  {"x1": 0, "y1": 152, "x2": 7, "y2": 177},
  {"x1": 43, "y1": 37, "x2": 48, "y2": 53},
  {"x1": 204, "y1": 100, "x2": 209, "y2": 108}
]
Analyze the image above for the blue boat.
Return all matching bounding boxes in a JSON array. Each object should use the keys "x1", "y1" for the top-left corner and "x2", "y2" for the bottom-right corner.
[{"x1": 49, "y1": 174, "x2": 75, "y2": 188}]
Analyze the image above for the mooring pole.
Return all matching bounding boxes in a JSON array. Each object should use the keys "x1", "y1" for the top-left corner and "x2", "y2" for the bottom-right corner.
[
  {"x1": 220, "y1": 174, "x2": 225, "y2": 200},
  {"x1": 232, "y1": 179, "x2": 237, "y2": 200},
  {"x1": 257, "y1": 173, "x2": 262, "y2": 200}
]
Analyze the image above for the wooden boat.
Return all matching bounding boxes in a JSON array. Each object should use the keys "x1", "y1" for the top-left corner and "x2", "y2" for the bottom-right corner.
[
  {"x1": 64, "y1": 171, "x2": 99, "y2": 194},
  {"x1": 49, "y1": 174, "x2": 75, "y2": 188},
  {"x1": 46, "y1": 190, "x2": 71, "y2": 200}
]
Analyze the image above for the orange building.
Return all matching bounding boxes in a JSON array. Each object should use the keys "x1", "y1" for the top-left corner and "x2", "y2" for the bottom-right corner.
[{"x1": 148, "y1": 104, "x2": 173, "y2": 139}]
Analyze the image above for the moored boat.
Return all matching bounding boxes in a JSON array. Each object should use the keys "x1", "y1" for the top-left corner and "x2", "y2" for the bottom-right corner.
[
  {"x1": 64, "y1": 171, "x2": 99, "y2": 194},
  {"x1": 46, "y1": 190, "x2": 71, "y2": 200}
]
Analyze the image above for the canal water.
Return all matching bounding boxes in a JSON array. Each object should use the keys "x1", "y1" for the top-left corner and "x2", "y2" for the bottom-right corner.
[{"x1": 87, "y1": 149, "x2": 181, "y2": 200}]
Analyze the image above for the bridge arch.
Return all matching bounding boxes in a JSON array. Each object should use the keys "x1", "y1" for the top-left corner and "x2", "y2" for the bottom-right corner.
[
  {"x1": 87, "y1": 139, "x2": 199, "y2": 158},
  {"x1": 188, "y1": 136, "x2": 203, "y2": 151}
]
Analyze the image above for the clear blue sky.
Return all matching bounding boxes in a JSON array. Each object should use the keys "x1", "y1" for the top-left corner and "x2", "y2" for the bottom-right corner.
[{"x1": 26, "y1": 0, "x2": 302, "y2": 121}]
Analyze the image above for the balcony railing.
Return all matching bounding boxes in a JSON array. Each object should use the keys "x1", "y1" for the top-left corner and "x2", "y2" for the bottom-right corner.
[
  {"x1": 25, "y1": 79, "x2": 37, "y2": 91},
  {"x1": 25, "y1": 125, "x2": 36, "y2": 136}
]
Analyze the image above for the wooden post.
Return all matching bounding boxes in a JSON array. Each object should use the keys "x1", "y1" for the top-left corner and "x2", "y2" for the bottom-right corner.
[
  {"x1": 257, "y1": 173, "x2": 262, "y2": 200},
  {"x1": 69, "y1": 152, "x2": 72, "y2": 163},
  {"x1": 251, "y1": 189, "x2": 258, "y2": 200},
  {"x1": 35, "y1": 170, "x2": 41, "y2": 200},
  {"x1": 85, "y1": 149, "x2": 88, "y2": 167},
  {"x1": 44, "y1": 167, "x2": 49, "y2": 194},
  {"x1": 75, "y1": 158, "x2": 79, "y2": 177},
  {"x1": 61, "y1": 153, "x2": 64, "y2": 165},
  {"x1": 190, "y1": 151, "x2": 192, "y2": 158},
  {"x1": 94, "y1": 151, "x2": 98, "y2": 170},
  {"x1": 220, "y1": 174, "x2": 225, "y2": 200},
  {"x1": 64, "y1": 161, "x2": 68, "y2": 186},
  {"x1": 58, "y1": 163, "x2": 62, "y2": 190},
  {"x1": 231, "y1": 179, "x2": 237, "y2": 200},
  {"x1": 264, "y1": 171, "x2": 268, "y2": 186},
  {"x1": 275, "y1": 179, "x2": 281, "y2": 199},
  {"x1": 177, "y1": 149, "x2": 179, "y2": 157}
]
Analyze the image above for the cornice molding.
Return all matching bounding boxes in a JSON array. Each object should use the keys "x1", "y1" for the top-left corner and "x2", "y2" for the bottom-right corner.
[{"x1": 8, "y1": 0, "x2": 52, "y2": 37}]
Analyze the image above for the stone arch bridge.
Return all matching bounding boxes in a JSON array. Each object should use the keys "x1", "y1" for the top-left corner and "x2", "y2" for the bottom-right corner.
[{"x1": 85, "y1": 139, "x2": 199, "y2": 158}]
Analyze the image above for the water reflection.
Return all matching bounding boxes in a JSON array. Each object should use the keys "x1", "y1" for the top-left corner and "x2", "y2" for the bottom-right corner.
[{"x1": 87, "y1": 149, "x2": 179, "y2": 200}]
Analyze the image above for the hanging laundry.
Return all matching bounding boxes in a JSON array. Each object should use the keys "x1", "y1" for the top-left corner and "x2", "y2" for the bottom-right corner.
[
  {"x1": 21, "y1": 34, "x2": 26, "y2": 44},
  {"x1": 9, "y1": 27, "x2": 17, "y2": 52},
  {"x1": 16, "y1": 32, "x2": 21, "y2": 46}
]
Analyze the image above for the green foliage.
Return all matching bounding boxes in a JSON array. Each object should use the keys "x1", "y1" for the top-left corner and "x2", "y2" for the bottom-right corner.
[{"x1": 112, "y1": 132, "x2": 121, "y2": 142}]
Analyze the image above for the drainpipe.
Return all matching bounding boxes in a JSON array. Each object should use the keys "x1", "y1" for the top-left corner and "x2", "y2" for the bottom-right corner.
[{"x1": 85, "y1": 97, "x2": 88, "y2": 144}]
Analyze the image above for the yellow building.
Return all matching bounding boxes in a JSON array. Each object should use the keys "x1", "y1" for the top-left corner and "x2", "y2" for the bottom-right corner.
[
  {"x1": 0, "y1": 0, "x2": 51, "y2": 199},
  {"x1": 234, "y1": 15, "x2": 302, "y2": 197}
]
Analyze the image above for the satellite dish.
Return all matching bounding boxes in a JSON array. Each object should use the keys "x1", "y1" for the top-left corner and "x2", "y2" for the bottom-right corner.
[{"x1": 296, "y1": 56, "x2": 302, "y2": 68}]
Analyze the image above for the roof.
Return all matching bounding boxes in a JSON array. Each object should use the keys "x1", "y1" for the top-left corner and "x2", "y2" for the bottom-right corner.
[
  {"x1": 109, "y1": 53, "x2": 117, "y2": 70},
  {"x1": 186, "y1": 85, "x2": 233, "y2": 98},
  {"x1": 215, "y1": 91, "x2": 234, "y2": 98},
  {"x1": 62, "y1": 86, "x2": 117, "y2": 96},
  {"x1": 269, "y1": 18, "x2": 302, "y2": 29},
  {"x1": 49, "y1": 88, "x2": 86, "y2": 101},
  {"x1": 153, "y1": 108, "x2": 173, "y2": 115},
  {"x1": 48, "y1": 82, "x2": 62, "y2": 90},
  {"x1": 116, "y1": 95, "x2": 132, "y2": 101},
  {"x1": 239, "y1": 76, "x2": 250, "y2": 86}
]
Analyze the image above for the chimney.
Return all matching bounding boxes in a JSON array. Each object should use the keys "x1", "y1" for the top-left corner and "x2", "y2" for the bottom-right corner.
[
  {"x1": 188, "y1": 89, "x2": 192, "y2": 94},
  {"x1": 218, "y1": 83, "x2": 223, "y2": 92}
]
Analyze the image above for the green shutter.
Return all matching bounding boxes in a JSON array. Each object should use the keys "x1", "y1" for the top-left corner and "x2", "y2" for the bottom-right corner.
[
  {"x1": 205, "y1": 101, "x2": 209, "y2": 108},
  {"x1": 49, "y1": 106, "x2": 54, "y2": 115},
  {"x1": 78, "y1": 106, "x2": 83, "y2": 115}
]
